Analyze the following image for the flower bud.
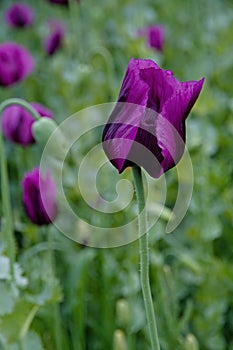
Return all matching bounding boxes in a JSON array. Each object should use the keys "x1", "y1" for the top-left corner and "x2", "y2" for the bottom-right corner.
[
  {"x1": 1, "y1": 102, "x2": 53, "y2": 146},
  {"x1": 32, "y1": 117, "x2": 58, "y2": 146},
  {"x1": 138, "y1": 25, "x2": 165, "y2": 52},
  {"x1": 113, "y1": 330, "x2": 127, "y2": 350},
  {"x1": 4, "y1": 3, "x2": 34, "y2": 28},
  {"x1": 44, "y1": 20, "x2": 65, "y2": 56},
  {"x1": 32, "y1": 117, "x2": 68, "y2": 159},
  {"x1": 0, "y1": 42, "x2": 34, "y2": 87},
  {"x1": 22, "y1": 167, "x2": 58, "y2": 226},
  {"x1": 184, "y1": 334, "x2": 199, "y2": 350},
  {"x1": 116, "y1": 299, "x2": 131, "y2": 328}
]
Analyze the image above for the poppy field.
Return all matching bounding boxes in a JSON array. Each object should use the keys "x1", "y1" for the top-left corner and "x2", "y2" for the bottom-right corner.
[{"x1": 0, "y1": 0, "x2": 233, "y2": 349}]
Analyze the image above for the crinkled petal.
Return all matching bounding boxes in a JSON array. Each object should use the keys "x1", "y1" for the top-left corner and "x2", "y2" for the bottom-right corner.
[
  {"x1": 160, "y1": 78, "x2": 205, "y2": 138},
  {"x1": 103, "y1": 59, "x2": 150, "y2": 173},
  {"x1": 31, "y1": 102, "x2": 53, "y2": 118},
  {"x1": 103, "y1": 104, "x2": 146, "y2": 173},
  {"x1": 157, "y1": 78, "x2": 205, "y2": 173}
]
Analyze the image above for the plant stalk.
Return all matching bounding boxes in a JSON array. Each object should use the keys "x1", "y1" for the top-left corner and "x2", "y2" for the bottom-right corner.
[
  {"x1": 0, "y1": 99, "x2": 41, "y2": 280},
  {"x1": 132, "y1": 166, "x2": 160, "y2": 350}
]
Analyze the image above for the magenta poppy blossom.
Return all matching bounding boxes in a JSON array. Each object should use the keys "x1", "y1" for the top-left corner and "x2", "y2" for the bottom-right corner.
[
  {"x1": 0, "y1": 42, "x2": 34, "y2": 87},
  {"x1": 1, "y1": 102, "x2": 53, "y2": 146},
  {"x1": 44, "y1": 21, "x2": 65, "y2": 56},
  {"x1": 47, "y1": 0, "x2": 79, "y2": 5},
  {"x1": 138, "y1": 25, "x2": 165, "y2": 52},
  {"x1": 5, "y1": 3, "x2": 34, "y2": 28},
  {"x1": 102, "y1": 58, "x2": 205, "y2": 178},
  {"x1": 22, "y1": 167, "x2": 58, "y2": 226}
]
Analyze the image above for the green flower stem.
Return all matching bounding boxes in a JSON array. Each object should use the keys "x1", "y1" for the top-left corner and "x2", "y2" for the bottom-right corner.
[
  {"x1": 0, "y1": 129, "x2": 15, "y2": 279},
  {"x1": 132, "y1": 166, "x2": 160, "y2": 350},
  {"x1": 0, "y1": 98, "x2": 40, "y2": 121},
  {"x1": 47, "y1": 228, "x2": 63, "y2": 350},
  {"x1": 89, "y1": 47, "x2": 116, "y2": 100},
  {"x1": 53, "y1": 301, "x2": 63, "y2": 350},
  {"x1": 19, "y1": 305, "x2": 39, "y2": 343},
  {"x1": 0, "y1": 99, "x2": 40, "y2": 281}
]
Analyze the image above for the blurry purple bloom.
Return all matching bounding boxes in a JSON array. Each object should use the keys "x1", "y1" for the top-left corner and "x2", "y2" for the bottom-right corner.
[
  {"x1": 138, "y1": 25, "x2": 165, "y2": 52},
  {"x1": 47, "y1": 0, "x2": 79, "y2": 5},
  {"x1": 0, "y1": 42, "x2": 34, "y2": 87},
  {"x1": 5, "y1": 3, "x2": 34, "y2": 28},
  {"x1": 102, "y1": 58, "x2": 205, "y2": 178},
  {"x1": 1, "y1": 102, "x2": 53, "y2": 146},
  {"x1": 31, "y1": 102, "x2": 53, "y2": 119},
  {"x1": 44, "y1": 21, "x2": 65, "y2": 56},
  {"x1": 22, "y1": 167, "x2": 58, "y2": 226}
]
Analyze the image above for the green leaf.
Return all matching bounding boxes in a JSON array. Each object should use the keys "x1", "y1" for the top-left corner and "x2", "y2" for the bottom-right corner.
[
  {"x1": 0, "y1": 255, "x2": 28, "y2": 288},
  {"x1": 0, "y1": 300, "x2": 35, "y2": 344},
  {"x1": 0, "y1": 282, "x2": 15, "y2": 316},
  {"x1": 23, "y1": 331, "x2": 44, "y2": 350}
]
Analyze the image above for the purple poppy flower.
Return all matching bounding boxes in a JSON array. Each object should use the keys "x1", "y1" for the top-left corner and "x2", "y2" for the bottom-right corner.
[
  {"x1": 44, "y1": 21, "x2": 65, "y2": 56},
  {"x1": 102, "y1": 58, "x2": 205, "y2": 178},
  {"x1": 47, "y1": 0, "x2": 79, "y2": 5},
  {"x1": 0, "y1": 42, "x2": 34, "y2": 87},
  {"x1": 5, "y1": 3, "x2": 34, "y2": 28},
  {"x1": 138, "y1": 25, "x2": 165, "y2": 52},
  {"x1": 1, "y1": 102, "x2": 53, "y2": 146},
  {"x1": 31, "y1": 103, "x2": 53, "y2": 119},
  {"x1": 22, "y1": 167, "x2": 58, "y2": 226}
]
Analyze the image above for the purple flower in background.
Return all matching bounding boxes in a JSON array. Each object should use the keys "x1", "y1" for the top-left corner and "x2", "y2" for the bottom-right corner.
[
  {"x1": 138, "y1": 25, "x2": 165, "y2": 52},
  {"x1": 22, "y1": 167, "x2": 58, "y2": 226},
  {"x1": 44, "y1": 21, "x2": 65, "y2": 56},
  {"x1": 102, "y1": 59, "x2": 204, "y2": 178},
  {"x1": 31, "y1": 103, "x2": 53, "y2": 119},
  {"x1": 5, "y1": 3, "x2": 34, "y2": 28},
  {"x1": 1, "y1": 102, "x2": 53, "y2": 146},
  {"x1": 0, "y1": 42, "x2": 34, "y2": 87},
  {"x1": 47, "y1": 0, "x2": 79, "y2": 5}
]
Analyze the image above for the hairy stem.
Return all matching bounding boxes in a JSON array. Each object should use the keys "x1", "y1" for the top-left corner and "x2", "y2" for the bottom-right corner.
[
  {"x1": 132, "y1": 166, "x2": 160, "y2": 350},
  {"x1": 0, "y1": 98, "x2": 40, "y2": 280}
]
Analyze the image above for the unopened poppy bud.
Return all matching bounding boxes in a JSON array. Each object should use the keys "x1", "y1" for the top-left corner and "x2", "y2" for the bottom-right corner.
[
  {"x1": 113, "y1": 330, "x2": 127, "y2": 350},
  {"x1": 32, "y1": 117, "x2": 68, "y2": 159},
  {"x1": 184, "y1": 334, "x2": 199, "y2": 350},
  {"x1": 138, "y1": 25, "x2": 165, "y2": 52},
  {"x1": 22, "y1": 167, "x2": 58, "y2": 226},
  {"x1": 44, "y1": 20, "x2": 65, "y2": 56},
  {"x1": 1, "y1": 102, "x2": 53, "y2": 146},
  {"x1": 116, "y1": 299, "x2": 131, "y2": 328},
  {"x1": 32, "y1": 117, "x2": 58, "y2": 146}
]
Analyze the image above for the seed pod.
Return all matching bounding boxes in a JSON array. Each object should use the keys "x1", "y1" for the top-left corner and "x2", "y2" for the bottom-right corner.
[
  {"x1": 116, "y1": 299, "x2": 131, "y2": 328},
  {"x1": 184, "y1": 333, "x2": 199, "y2": 350},
  {"x1": 32, "y1": 117, "x2": 58, "y2": 146},
  {"x1": 113, "y1": 330, "x2": 127, "y2": 350}
]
